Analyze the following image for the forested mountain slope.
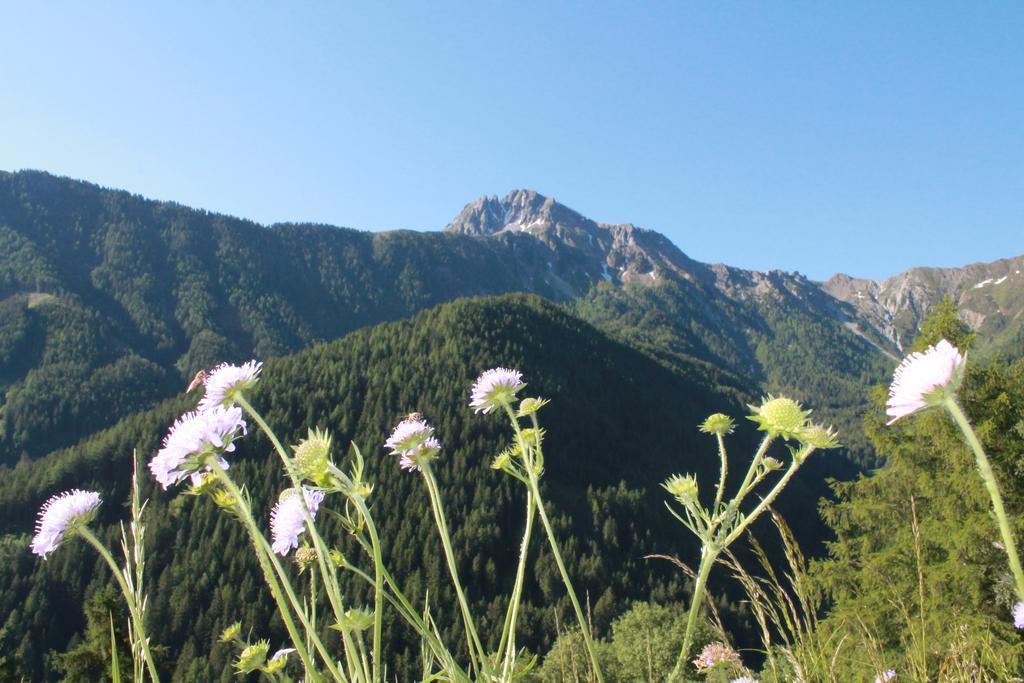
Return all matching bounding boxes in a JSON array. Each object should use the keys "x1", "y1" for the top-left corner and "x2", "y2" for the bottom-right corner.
[
  {"x1": 0, "y1": 294, "x2": 836, "y2": 680},
  {"x1": 0, "y1": 171, "x2": 895, "y2": 467}
]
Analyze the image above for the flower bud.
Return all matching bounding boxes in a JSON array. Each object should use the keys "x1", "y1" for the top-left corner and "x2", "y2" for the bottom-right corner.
[
  {"x1": 234, "y1": 640, "x2": 269, "y2": 673},
  {"x1": 663, "y1": 474, "x2": 700, "y2": 505},
  {"x1": 517, "y1": 397, "x2": 550, "y2": 417},
  {"x1": 748, "y1": 395, "x2": 812, "y2": 441},
  {"x1": 699, "y1": 413, "x2": 735, "y2": 435},
  {"x1": 292, "y1": 428, "x2": 332, "y2": 483}
]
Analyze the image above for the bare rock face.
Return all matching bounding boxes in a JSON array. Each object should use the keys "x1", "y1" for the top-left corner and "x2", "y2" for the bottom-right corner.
[
  {"x1": 449, "y1": 189, "x2": 1024, "y2": 357},
  {"x1": 824, "y1": 256, "x2": 1024, "y2": 351}
]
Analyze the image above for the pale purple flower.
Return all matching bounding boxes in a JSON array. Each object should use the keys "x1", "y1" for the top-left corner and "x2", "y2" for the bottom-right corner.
[
  {"x1": 886, "y1": 339, "x2": 964, "y2": 425},
  {"x1": 198, "y1": 360, "x2": 262, "y2": 411},
  {"x1": 692, "y1": 641, "x2": 741, "y2": 672},
  {"x1": 270, "y1": 487, "x2": 324, "y2": 556},
  {"x1": 874, "y1": 670, "x2": 896, "y2": 683},
  {"x1": 270, "y1": 647, "x2": 295, "y2": 663},
  {"x1": 470, "y1": 367, "x2": 524, "y2": 414},
  {"x1": 385, "y1": 417, "x2": 440, "y2": 472},
  {"x1": 1014, "y1": 601, "x2": 1024, "y2": 629},
  {"x1": 31, "y1": 490, "x2": 101, "y2": 559},
  {"x1": 149, "y1": 406, "x2": 246, "y2": 489},
  {"x1": 731, "y1": 678, "x2": 759, "y2": 683}
]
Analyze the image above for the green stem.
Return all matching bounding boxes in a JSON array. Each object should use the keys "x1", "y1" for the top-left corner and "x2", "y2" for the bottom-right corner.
[
  {"x1": 721, "y1": 458, "x2": 805, "y2": 548},
  {"x1": 208, "y1": 464, "x2": 339, "y2": 682},
  {"x1": 526, "y1": 472, "x2": 604, "y2": 682},
  {"x1": 500, "y1": 402, "x2": 603, "y2": 682},
  {"x1": 732, "y1": 433, "x2": 774, "y2": 508},
  {"x1": 347, "y1": 494, "x2": 386, "y2": 683},
  {"x1": 712, "y1": 433, "x2": 729, "y2": 513},
  {"x1": 498, "y1": 488, "x2": 536, "y2": 681},
  {"x1": 79, "y1": 527, "x2": 162, "y2": 683},
  {"x1": 420, "y1": 465, "x2": 488, "y2": 675},
  {"x1": 945, "y1": 398, "x2": 1024, "y2": 600},
  {"x1": 237, "y1": 396, "x2": 365, "y2": 680},
  {"x1": 670, "y1": 547, "x2": 716, "y2": 682}
]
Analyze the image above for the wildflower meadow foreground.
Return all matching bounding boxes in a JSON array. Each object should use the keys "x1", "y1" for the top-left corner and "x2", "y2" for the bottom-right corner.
[{"x1": 30, "y1": 336, "x2": 1024, "y2": 681}]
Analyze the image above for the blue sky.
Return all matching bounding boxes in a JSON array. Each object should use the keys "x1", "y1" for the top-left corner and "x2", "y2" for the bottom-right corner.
[{"x1": 2, "y1": 3, "x2": 1021, "y2": 280}]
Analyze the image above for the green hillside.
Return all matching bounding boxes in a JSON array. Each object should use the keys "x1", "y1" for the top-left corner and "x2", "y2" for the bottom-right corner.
[{"x1": 0, "y1": 294, "x2": 837, "y2": 681}]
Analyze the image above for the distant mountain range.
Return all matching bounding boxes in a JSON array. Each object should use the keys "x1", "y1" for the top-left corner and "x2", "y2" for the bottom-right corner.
[{"x1": 0, "y1": 171, "x2": 1019, "y2": 466}]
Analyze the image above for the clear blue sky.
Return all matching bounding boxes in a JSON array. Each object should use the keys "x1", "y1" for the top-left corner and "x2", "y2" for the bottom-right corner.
[{"x1": 2, "y1": 3, "x2": 1021, "y2": 280}]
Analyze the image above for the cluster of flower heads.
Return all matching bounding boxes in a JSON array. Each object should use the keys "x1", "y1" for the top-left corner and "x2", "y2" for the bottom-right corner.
[
  {"x1": 31, "y1": 489, "x2": 101, "y2": 559},
  {"x1": 692, "y1": 641, "x2": 742, "y2": 673},
  {"x1": 149, "y1": 362, "x2": 262, "y2": 489},
  {"x1": 270, "y1": 487, "x2": 324, "y2": 556},
  {"x1": 885, "y1": 339, "x2": 963, "y2": 424},
  {"x1": 384, "y1": 368, "x2": 527, "y2": 473},
  {"x1": 384, "y1": 415, "x2": 441, "y2": 472}
]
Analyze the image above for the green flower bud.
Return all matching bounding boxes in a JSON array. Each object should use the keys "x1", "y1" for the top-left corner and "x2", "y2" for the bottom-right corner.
[
  {"x1": 491, "y1": 451, "x2": 512, "y2": 471},
  {"x1": 331, "y1": 608, "x2": 375, "y2": 633},
  {"x1": 234, "y1": 640, "x2": 269, "y2": 674},
  {"x1": 212, "y1": 489, "x2": 238, "y2": 510},
  {"x1": 517, "y1": 397, "x2": 550, "y2": 417},
  {"x1": 699, "y1": 413, "x2": 735, "y2": 435},
  {"x1": 294, "y1": 546, "x2": 318, "y2": 572},
  {"x1": 218, "y1": 622, "x2": 241, "y2": 644},
  {"x1": 799, "y1": 423, "x2": 841, "y2": 451},
  {"x1": 747, "y1": 395, "x2": 812, "y2": 441},
  {"x1": 292, "y1": 427, "x2": 332, "y2": 483},
  {"x1": 762, "y1": 457, "x2": 784, "y2": 471},
  {"x1": 663, "y1": 474, "x2": 700, "y2": 505}
]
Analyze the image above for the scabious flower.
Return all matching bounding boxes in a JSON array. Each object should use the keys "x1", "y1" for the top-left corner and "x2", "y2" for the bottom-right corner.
[
  {"x1": 384, "y1": 416, "x2": 441, "y2": 472},
  {"x1": 270, "y1": 487, "x2": 324, "y2": 556},
  {"x1": 732, "y1": 677, "x2": 759, "y2": 683},
  {"x1": 149, "y1": 406, "x2": 246, "y2": 489},
  {"x1": 886, "y1": 339, "x2": 964, "y2": 425},
  {"x1": 692, "y1": 641, "x2": 742, "y2": 672},
  {"x1": 31, "y1": 490, "x2": 101, "y2": 559},
  {"x1": 874, "y1": 670, "x2": 897, "y2": 683},
  {"x1": 1014, "y1": 601, "x2": 1024, "y2": 629},
  {"x1": 470, "y1": 367, "x2": 524, "y2": 414},
  {"x1": 198, "y1": 360, "x2": 262, "y2": 411}
]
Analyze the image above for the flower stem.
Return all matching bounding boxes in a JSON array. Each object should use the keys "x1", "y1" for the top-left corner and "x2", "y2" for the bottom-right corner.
[
  {"x1": 236, "y1": 395, "x2": 364, "y2": 680},
  {"x1": 945, "y1": 397, "x2": 1024, "y2": 601},
  {"x1": 712, "y1": 433, "x2": 729, "y2": 513},
  {"x1": 670, "y1": 546, "x2": 716, "y2": 682},
  {"x1": 208, "y1": 464, "x2": 339, "y2": 682},
  {"x1": 498, "y1": 488, "x2": 535, "y2": 681},
  {"x1": 346, "y1": 493, "x2": 387, "y2": 683},
  {"x1": 79, "y1": 527, "x2": 162, "y2": 683},
  {"x1": 499, "y1": 402, "x2": 604, "y2": 683},
  {"x1": 420, "y1": 465, "x2": 488, "y2": 676}
]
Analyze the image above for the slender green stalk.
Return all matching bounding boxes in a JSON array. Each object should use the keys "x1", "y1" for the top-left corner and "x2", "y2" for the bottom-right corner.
[
  {"x1": 346, "y1": 491, "x2": 387, "y2": 683},
  {"x1": 497, "y1": 402, "x2": 604, "y2": 682},
  {"x1": 732, "y1": 433, "x2": 774, "y2": 506},
  {"x1": 208, "y1": 465, "x2": 339, "y2": 682},
  {"x1": 721, "y1": 459, "x2": 804, "y2": 548},
  {"x1": 79, "y1": 527, "x2": 162, "y2": 683},
  {"x1": 420, "y1": 465, "x2": 488, "y2": 675},
  {"x1": 525, "y1": 469, "x2": 604, "y2": 682},
  {"x1": 498, "y1": 488, "x2": 536, "y2": 681},
  {"x1": 345, "y1": 540, "x2": 471, "y2": 681},
  {"x1": 712, "y1": 433, "x2": 729, "y2": 513},
  {"x1": 671, "y1": 546, "x2": 716, "y2": 682},
  {"x1": 237, "y1": 396, "x2": 365, "y2": 680},
  {"x1": 945, "y1": 397, "x2": 1024, "y2": 600}
]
